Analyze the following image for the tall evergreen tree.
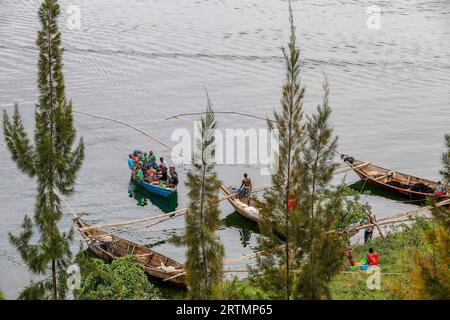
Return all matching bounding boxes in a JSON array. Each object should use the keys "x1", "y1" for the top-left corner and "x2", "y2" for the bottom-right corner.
[
  {"x1": 432, "y1": 134, "x2": 450, "y2": 229},
  {"x1": 184, "y1": 92, "x2": 224, "y2": 299},
  {"x1": 440, "y1": 134, "x2": 450, "y2": 184},
  {"x1": 395, "y1": 135, "x2": 450, "y2": 299},
  {"x1": 293, "y1": 78, "x2": 347, "y2": 299},
  {"x1": 254, "y1": 1, "x2": 348, "y2": 300},
  {"x1": 254, "y1": 0, "x2": 305, "y2": 300},
  {"x1": 3, "y1": 0, "x2": 84, "y2": 300}
]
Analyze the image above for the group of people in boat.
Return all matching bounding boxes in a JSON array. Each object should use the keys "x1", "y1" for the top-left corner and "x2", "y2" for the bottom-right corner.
[{"x1": 128, "y1": 150, "x2": 179, "y2": 188}]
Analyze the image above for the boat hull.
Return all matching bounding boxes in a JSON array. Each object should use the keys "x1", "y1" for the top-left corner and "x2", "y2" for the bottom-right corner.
[
  {"x1": 74, "y1": 217, "x2": 186, "y2": 286},
  {"x1": 219, "y1": 185, "x2": 260, "y2": 223},
  {"x1": 132, "y1": 178, "x2": 175, "y2": 198},
  {"x1": 348, "y1": 159, "x2": 449, "y2": 201}
]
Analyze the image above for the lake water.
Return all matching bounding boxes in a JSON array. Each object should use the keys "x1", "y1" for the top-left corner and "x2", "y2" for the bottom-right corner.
[{"x1": 0, "y1": 0, "x2": 449, "y2": 298}]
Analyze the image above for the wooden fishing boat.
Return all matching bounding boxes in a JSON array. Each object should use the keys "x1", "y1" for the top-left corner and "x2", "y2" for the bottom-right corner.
[
  {"x1": 132, "y1": 178, "x2": 176, "y2": 198},
  {"x1": 73, "y1": 216, "x2": 187, "y2": 286},
  {"x1": 343, "y1": 156, "x2": 449, "y2": 200},
  {"x1": 220, "y1": 185, "x2": 261, "y2": 223}
]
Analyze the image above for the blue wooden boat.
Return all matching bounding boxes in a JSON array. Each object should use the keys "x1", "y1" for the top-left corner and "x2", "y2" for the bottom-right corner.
[
  {"x1": 132, "y1": 178, "x2": 176, "y2": 198},
  {"x1": 128, "y1": 180, "x2": 178, "y2": 212}
]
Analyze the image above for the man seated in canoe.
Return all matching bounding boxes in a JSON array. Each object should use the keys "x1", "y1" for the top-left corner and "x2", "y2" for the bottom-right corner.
[
  {"x1": 434, "y1": 181, "x2": 448, "y2": 197},
  {"x1": 147, "y1": 151, "x2": 157, "y2": 167},
  {"x1": 135, "y1": 166, "x2": 144, "y2": 181},
  {"x1": 238, "y1": 173, "x2": 253, "y2": 205},
  {"x1": 128, "y1": 154, "x2": 135, "y2": 170},
  {"x1": 131, "y1": 151, "x2": 140, "y2": 164},
  {"x1": 139, "y1": 151, "x2": 146, "y2": 163},
  {"x1": 158, "y1": 157, "x2": 168, "y2": 182}
]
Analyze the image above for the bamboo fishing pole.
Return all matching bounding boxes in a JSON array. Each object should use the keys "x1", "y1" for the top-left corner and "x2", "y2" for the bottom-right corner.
[
  {"x1": 166, "y1": 111, "x2": 276, "y2": 123},
  {"x1": 73, "y1": 109, "x2": 189, "y2": 162},
  {"x1": 79, "y1": 184, "x2": 271, "y2": 232},
  {"x1": 164, "y1": 250, "x2": 267, "y2": 281}
]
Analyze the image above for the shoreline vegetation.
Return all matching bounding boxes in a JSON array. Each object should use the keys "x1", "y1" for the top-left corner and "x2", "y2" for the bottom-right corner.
[{"x1": 1, "y1": 0, "x2": 449, "y2": 300}]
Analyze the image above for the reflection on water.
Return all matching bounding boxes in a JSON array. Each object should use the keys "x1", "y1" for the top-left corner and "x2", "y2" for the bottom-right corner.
[
  {"x1": 239, "y1": 229, "x2": 252, "y2": 248},
  {"x1": 128, "y1": 180, "x2": 178, "y2": 213},
  {"x1": 349, "y1": 180, "x2": 424, "y2": 205},
  {"x1": 223, "y1": 212, "x2": 259, "y2": 248}
]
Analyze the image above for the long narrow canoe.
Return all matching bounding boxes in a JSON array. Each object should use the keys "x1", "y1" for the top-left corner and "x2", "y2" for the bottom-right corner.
[
  {"x1": 344, "y1": 157, "x2": 449, "y2": 200},
  {"x1": 73, "y1": 216, "x2": 187, "y2": 286},
  {"x1": 220, "y1": 185, "x2": 261, "y2": 223},
  {"x1": 132, "y1": 178, "x2": 176, "y2": 198}
]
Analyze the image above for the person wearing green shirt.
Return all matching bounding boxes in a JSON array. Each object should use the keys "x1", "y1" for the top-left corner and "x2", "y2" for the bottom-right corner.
[
  {"x1": 137, "y1": 168, "x2": 144, "y2": 181},
  {"x1": 148, "y1": 151, "x2": 156, "y2": 163},
  {"x1": 140, "y1": 152, "x2": 148, "y2": 164}
]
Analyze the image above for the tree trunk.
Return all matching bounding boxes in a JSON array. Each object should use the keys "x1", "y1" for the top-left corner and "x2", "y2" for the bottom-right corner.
[
  {"x1": 199, "y1": 153, "x2": 208, "y2": 299},
  {"x1": 51, "y1": 258, "x2": 57, "y2": 300}
]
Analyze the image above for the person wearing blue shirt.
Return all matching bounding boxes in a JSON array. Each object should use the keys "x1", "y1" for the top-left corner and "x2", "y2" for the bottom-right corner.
[{"x1": 128, "y1": 154, "x2": 135, "y2": 170}]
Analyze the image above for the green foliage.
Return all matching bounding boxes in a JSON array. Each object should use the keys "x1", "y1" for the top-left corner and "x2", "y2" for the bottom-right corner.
[
  {"x1": 254, "y1": 0, "x2": 306, "y2": 300},
  {"x1": 390, "y1": 136, "x2": 450, "y2": 300},
  {"x1": 433, "y1": 134, "x2": 450, "y2": 229},
  {"x1": 218, "y1": 277, "x2": 273, "y2": 300},
  {"x1": 17, "y1": 281, "x2": 52, "y2": 300},
  {"x1": 0, "y1": 290, "x2": 5, "y2": 300},
  {"x1": 406, "y1": 224, "x2": 450, "y2": 299},
  {"x1": 333, "y1": 187, "x2": 371, "y2": 235},
  {"x1": 255, "y1": 1, "x2": 348, "y2": 300},
  {"x1": 75, "y1": 255, "x2": 159, "y2": 300},
  {"x1": 184, "y1": 92, "x2": 224, "y2": 300},
  {"x1": 440, "y1": 134, "x2": 450, "y2": 184},
  {"x1": 330, "y1": 272, "x2": 396, "y2": 300},
  {"x1": 330, "y1": 221, "x2": 431, "y2": 299},
  {"x1": 2, "y1": 0, "x2": 84, "y2": 299}
]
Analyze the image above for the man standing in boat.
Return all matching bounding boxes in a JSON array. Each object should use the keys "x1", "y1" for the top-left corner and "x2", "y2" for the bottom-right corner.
[
  {"x1": 158, "y1": 157, "x2": 168, "y2": 182},
  {"x1": 239, "y1": 173, "x2": 253, "y2": 205}
]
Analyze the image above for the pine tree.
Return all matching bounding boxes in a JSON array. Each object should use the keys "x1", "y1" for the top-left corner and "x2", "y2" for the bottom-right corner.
[
  {"x1": 254, "y1": 1, "x2": 347, "y2": 300},
  {"x1": 293, "y1": 78, "x2": 347, "y2": 300},
  {"x1": 440, "y1": 134, "x2": 449, "y2": 184},
  {"x1": 184, "y1": 92, "x2": 224, "y2": 299},
  {"x1": 3, "y1": 0, "x2": 84, "y2": 300},
  {"x1": 254, "y1": 0, "x2": 305, "y2": 300},
  {"x1": 433, "y1": 134, "x2": 450, "y2": 229},
  {"x1": 390, "y1": 135, "x2": 450, "y2": 300}
]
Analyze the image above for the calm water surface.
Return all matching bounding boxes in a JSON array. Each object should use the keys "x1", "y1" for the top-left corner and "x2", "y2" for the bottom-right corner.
[{"x1": 0, "y1": 0, "x2": 449, "y2": 298}]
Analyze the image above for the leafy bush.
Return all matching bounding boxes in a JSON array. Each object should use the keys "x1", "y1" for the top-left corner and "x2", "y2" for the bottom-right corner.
[
  {"x1": 75, "y1": 255, "x2": 159, "y2": 300},
  {"x1": 218, "y1": 277, "x2": 273, "y2": 300}
]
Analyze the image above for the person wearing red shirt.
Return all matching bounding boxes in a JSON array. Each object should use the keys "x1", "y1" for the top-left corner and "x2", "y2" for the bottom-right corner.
[{"x1": 366, "y1": 247, "x2": 379, "y2": 266}]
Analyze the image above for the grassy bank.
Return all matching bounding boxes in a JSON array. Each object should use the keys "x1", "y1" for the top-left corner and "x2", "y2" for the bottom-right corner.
[{"x1": 330, "y1": 220, "x2": 429, "y2": 299}]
